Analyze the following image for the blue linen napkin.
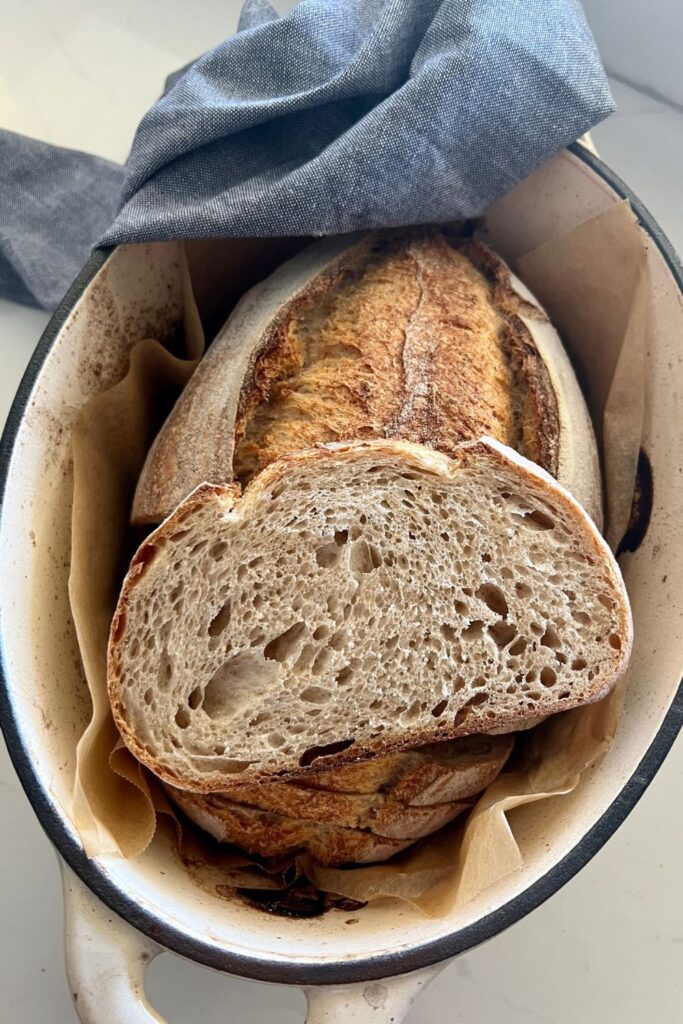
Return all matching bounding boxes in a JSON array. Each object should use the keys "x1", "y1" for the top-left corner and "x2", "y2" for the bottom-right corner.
[{"x1": 0, "y1": 0, "x2": 614, "y2": 311}]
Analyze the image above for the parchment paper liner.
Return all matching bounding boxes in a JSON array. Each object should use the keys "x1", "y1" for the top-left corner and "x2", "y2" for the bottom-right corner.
[{"x1": 69, "y1": 201, "x2": 649, "y2": 910}]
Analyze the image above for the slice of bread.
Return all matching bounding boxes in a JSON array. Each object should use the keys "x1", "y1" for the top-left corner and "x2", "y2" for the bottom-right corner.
[
  {"x1": 132, "y1": 230, "x2": 601, "y2": 527},
  {"x1": 109, "y1": 438, "x2": 631, "y2": 792}
]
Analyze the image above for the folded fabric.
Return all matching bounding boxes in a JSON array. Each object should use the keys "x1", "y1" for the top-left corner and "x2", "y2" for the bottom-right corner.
[
  {"x1": 0, "y1": 0, "x2": 614, "y2": 311},
  {"x1": 0, "y1": 132, "x2": 125, "y2": 309}
]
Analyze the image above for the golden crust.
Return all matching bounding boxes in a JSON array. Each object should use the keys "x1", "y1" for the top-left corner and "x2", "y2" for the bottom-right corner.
[
  {"x1": 169, "y1": 790, "x2": 416, "y2": 865},
  {"x1": 165, "y1": 734, "x2": 513, "y2": 830},
  {"x1": 169, "y1": 787, "x2": 472, "y2": 865},
  {"x1": 232, "y1": 230, "x2": 560, "y2": 487}
]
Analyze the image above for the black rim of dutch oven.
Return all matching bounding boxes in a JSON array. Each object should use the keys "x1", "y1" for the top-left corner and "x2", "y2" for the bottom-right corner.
[{"x1": 0, "y1": 144, "x2": 682, "y2": 986}]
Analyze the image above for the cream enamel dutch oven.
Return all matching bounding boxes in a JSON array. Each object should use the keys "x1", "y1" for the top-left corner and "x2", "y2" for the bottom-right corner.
[{"x1": 1, "y1": 145, "x2": 682, "y2": 1023}]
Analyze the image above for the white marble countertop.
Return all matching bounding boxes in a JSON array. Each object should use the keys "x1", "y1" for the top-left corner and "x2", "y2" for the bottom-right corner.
[{"x1": 1, "y1": 4, "x2": 682, "y2": 1022}]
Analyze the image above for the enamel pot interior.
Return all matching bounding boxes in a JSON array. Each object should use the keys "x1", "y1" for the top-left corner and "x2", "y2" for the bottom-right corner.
[{"x1": 0, "y1": 146, "x2": 682, "y2": 985}]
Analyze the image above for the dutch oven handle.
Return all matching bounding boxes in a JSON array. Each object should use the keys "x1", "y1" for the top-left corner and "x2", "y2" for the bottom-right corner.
[
  {"x1": 303, "y1": 969, "x2": 441, "y2": 1022},
  {"x1": 61, "y1": 862, "x2": 442, "y2": 1024},
  {"x1": 62, "y1": 864, "x2": 164, "y2": 1023}
]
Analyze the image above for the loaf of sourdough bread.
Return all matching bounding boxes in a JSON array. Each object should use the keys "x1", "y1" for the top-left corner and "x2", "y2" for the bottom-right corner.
[
  {"x1": 109, "y1": 439, "x2": 630, "y2": 793},
  {"x1": 116, "y1": 232, "x2": 617, "y2": 861},
  {"x1": 132, "y1": 230, "x2": 601, "y2": 526}
]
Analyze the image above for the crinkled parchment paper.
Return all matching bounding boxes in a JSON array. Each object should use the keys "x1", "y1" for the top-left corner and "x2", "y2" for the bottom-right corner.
[
  {"x1": 70, "y1": 254, "x2": 204, "y2": 857},
  {"x1": 68, "y1": 201, "x2": 649, "y2": 910}
]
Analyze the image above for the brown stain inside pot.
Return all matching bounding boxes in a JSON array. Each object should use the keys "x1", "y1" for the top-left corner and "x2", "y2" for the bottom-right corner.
[
  {"x1": 220, "y1": 880, "x2": 364, "y2": 919},
  {"x1": 173, "y1": 813, "x2": 363, "y2": 920}
]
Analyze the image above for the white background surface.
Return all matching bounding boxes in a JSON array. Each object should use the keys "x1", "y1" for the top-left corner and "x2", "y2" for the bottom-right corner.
[
  {"x1": 582, "y1": 0, "x2": 683, "y2": 106},
  {"x1": 1, "y1": 3, "x2": 682, "y2": 1022}
]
